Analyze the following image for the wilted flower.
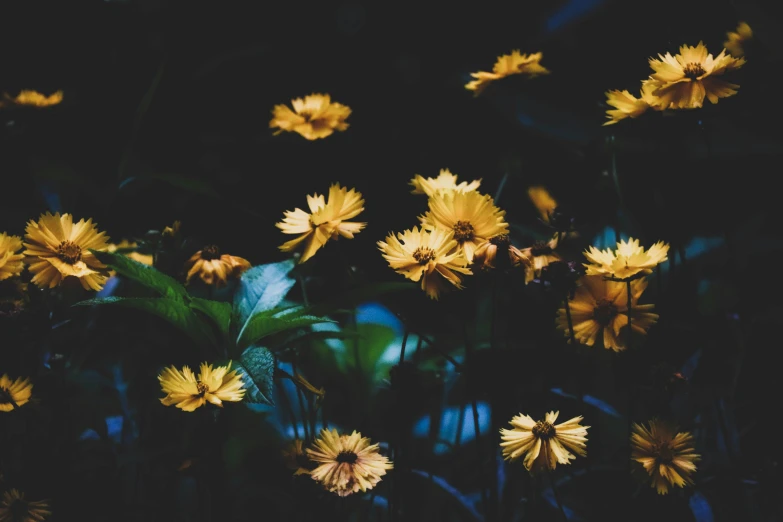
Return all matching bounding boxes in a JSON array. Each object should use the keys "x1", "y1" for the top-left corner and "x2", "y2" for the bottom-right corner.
[
  {"x1": 0, "y1": 233, "x2": 24, "y2": 281},
  {"x1": 1, "y1": 90, "x2": 63, "y2": 108},
  {"x1": 631, "y1": 419, "x2": 700, "y2": 494},
  {"x1": 472, "y1": 234, "x2": 528, "y2": 271},
  {"x1": 465, "y1": 50, "x2": 549, "y2": 96},
  {"x1": 500, "y1": 411, "x2": 589, "y2": 472},
  {"x1": 270, "y1": 93, "x2": 351, "y2": 140},
  {"x1": 409, "y1": 169, "x2": 481, "y2": 197},
  {"x1": 0, "y1": 489, "x2": 51, "y2": 522},
  {"x1": 282, "y1": 439, "x2": 315, "y2": 476},
  {"x1": 184, "y1": 245, "x2": 250, "y2": 286},
  {"x1": 158, "y1": 362, "x2": 246, "y2": 412},
  {"x1": 583, "y1": 237, "x2": 669, "y2": 280},
  {"x1": 724, "y1": 22, "x2": 752, "y2": 58},
  {"x1": 0, "y1": 374, "x2": 33, "y2": 412},
  {"x1": 519, "y1": 234, "x2": 561, "y2": 282}
]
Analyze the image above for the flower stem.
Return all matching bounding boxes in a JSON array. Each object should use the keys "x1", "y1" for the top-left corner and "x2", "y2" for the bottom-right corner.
[
  {"x1": 543, "y1": 446, "x2": 568, "y2": 522},
  {"x1": 398, "y1": 329, "x2": 410, "y2": 366},
  {"x1": 626, "y1": 279, "x2": 633, "y2": 351},
  {"x1": 291, "y1": 359, "x2": 310, "y2": 441}
]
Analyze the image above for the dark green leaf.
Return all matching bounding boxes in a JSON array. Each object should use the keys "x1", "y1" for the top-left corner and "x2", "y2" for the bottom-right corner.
[
  {"x1": 237, "y1": 310, "x2": 335, "y2": 350},
  {"x1": 237, "y1": 345, "x2": 275, "y2": 405},
  {"x1": 190, "y1": 298, "x2": 232, "y2": 342},
  {"x1": 233, "y1": 260, "x2": 296, "y2": 338},
  {"x1": 90, "y1": 250, "x2": 188, "y2": 301},
  {"x1": 306, "y1": 282, "x2": 416, "y2": 316}
]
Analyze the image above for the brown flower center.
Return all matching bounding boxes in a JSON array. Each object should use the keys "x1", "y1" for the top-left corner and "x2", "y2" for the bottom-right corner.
[
  {"x1": 195, "y1": 382, "x2": 209, "y2": 396},
  {"x1": 653, "y1": 441, "x2": 674, "y2": 463},
  {"x1": 412, "y1": 247, "x2": 435, "y2": 265},
  {"x1": 489, "y1": 234, "x2": 510, "y2": 247},
  {"x1": 529, "y1": 240, "x2": 552, "y2": 257},
  {"x1": 453, "y1": 220, "x2": 475, "y2": 242},
  {"x1": 56, "y1": 240, "x2": 82, "y2": 264},
  {"x1": 9, "y1": 498, "x2": 30, "y2": 519},
  {"x1": 336, "y1": 451, "x2": 358, "y2": 464},
  {"x1": 532, "y1": 421, "x2": 556, "y2": 440},
  {"x1": 0, "y1": 386, "x2": 12, "y2": 405},
  {"x1": 593, "y1": 298, "x2": 618, "y2": 326},
  {"x1": 682, "y1": 62, "x2": 706, "y2": 80},
  {"x1": 200, "y1": 245, "x2": 221, "y2": 261}
]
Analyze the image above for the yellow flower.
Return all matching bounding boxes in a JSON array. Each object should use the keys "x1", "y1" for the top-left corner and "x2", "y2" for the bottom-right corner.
[
  {"x1": 409, "y1": 169, "x2": 482, "y2": 197},
  {"x1": 0, "y1": 233, "x2": 24, "y2": 281},
  {"x1": 282, "y1": 439, "x2": 315, "y2": 476},
  {"x1": 22, "y1": 212, "x2": 110, "y2": 291},
  {"x1": 106, "y1": 240, "x2": 153, "y2": 266},
  {"x1": 556, "y1": 275, "x2": 658, "y2": 352},
  {"x1": 276, "y1": 183, "x2": 366, "y2": 264},
  {"x1": 0, "y1": 489, "x2": 51, "y2": 522},
  {"x1": 307, "y1": 428, "x2": 393, "y2": 497},
  {"x1": 603, "y1": 81, "x2": 666, "y2": 125},
  {"x1": 648, "y1": 42, "x2": 746, "y2": 109},
  {"x1": 184, "y1": 245, "x2": 250, "y2": 287},
  {"x1": 465, "y1": 50, "x2": 549, "y2": 96},
  {"x1": 519, "y1": 234, "x2": 561, "y2": 282},
  {"x1": 158, "y1": 362, "x2": 246, "y2": 412},
  {"x1": 500, "y1": 411, "x2": 589, "y2": 473},
  {"x1": 378, "y1": 226, "x2": 471, "y2": 300},
  {"x1": 270, "y1": 93, "x2": 351, "y2": 140},
  {"x1": 472, "y1": 234, "x2": 528, "y2": 272},
  {"x1": 162, "y1": 220, "x2": 181, "y2": 238},
  {"x1": 420, "y1": 190, "x2": 508, "y2": 263},
  {"x1": 527, "y1": 186, "x2": 557, "y2": 222},
  {"x1": 1, "y1": 90, "x2": 63, "y2": 108},
  {"x1": 724, "y1": 22, "x2": 752, "y2": 58},
  {"x1": 631, "y1": 419, "x2": 700, "y2": 494},
  {"x1": 0, "y1": 374, "x2": 33, "y2": 412},
  {"x1": 583, "y1": 237, "x2": 669, "y2": 280}
]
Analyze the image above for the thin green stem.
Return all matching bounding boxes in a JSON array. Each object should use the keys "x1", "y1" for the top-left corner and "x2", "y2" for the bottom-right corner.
[
  {"x1": 626, "y1": 279, "x2": 633, "y2": 351},
  {"x1": 545, "y1": 459, "x2": 568, "y2": 522},
  {"x1": 398, "y1": 329, "x2": 410, "y2": 366}
]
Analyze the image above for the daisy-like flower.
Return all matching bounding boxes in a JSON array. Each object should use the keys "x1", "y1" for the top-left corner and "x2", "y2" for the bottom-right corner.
[
  {"x1": 472, "y1": 234, "x2": 528, "y2": 272},
  {"x1": 603, "y1": 81, "x2": 666, "y2": 126},
  {"x1": 270, "y1": 93, "x2": 351, "y2": 140},
  {"x1": 420, "y1": 190, "x2": 508, "y2": 263},
  {"x1": 519, "y1": 234, "x2": 561, "y2": 282},
  {"x1": 378, "y1": 226, "x2": 471, "y2": 300},
  {"x1": 282, "y1": 439, "x2": 315, "y2": 476},
  {"x1": 307, "y1": 428, "x2": 393, "y2": 497},
  {"x1": 648, "y1": 42, "x2": 746, "y2": 109},
  {"x1": 631, "y1": 419, "x2": 700, "y2": 494},
  {"x1": 106, "y1": 240, "x2": 153, "y2": 266},
  {"x1": 276, "y1": 183, "x2": 366, "y2": 264},
  {"x1": 500, "y1": 411, "x2": 589, "y2": 472},
  {"x1": 583, "y1": 237, "x2": 669, "y2": 281},
  {"x1": 409, "y1": 169, "x2": 482, "y2": 197},
  {"x1": 0, "y1": 489, "x2": 51, "y2": 522},
  {"x1": 0, "y1": 90, "x2": 63, "y2": 109},
  {"x1": 184, "y1": 245, "x2": 250, "y2": 286},
  {"x1": 22, "y1": 212, "x2": 110, "y2": 291},
  {"x1": 158, "y1": 362, "x2": 246, "y2": 412},
  {"x1": 527, "y1": 186, "x2": 557, "y2": 223},
  {"x1": 556, "y1": 275, "x2": 658, "y2": 352},
  {"x1": 0, "y1": 374, "x2": 33, "y2": 412},
  {"x1": 465, "y1": 50, "x2": 549, "y2": 96},
  {"x1": 724, "y1": 22, "x2": 753, "y2": 58},
  {"x1": 0, "y1": 233, "x2": 24, "y2": 281}
]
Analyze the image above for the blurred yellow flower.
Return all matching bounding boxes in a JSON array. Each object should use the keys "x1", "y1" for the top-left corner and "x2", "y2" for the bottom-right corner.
[
  {"x1": 23, "y1": 212, "x2": 110, "y2": 291},
  {"x1": 409, "y1": 169, "x2": 481, "y2": 197},
  {"x1": 583, "y1": 237, "x2": 669, "y2": 280},
  {"x1": 603, "y1": 81, "x2": 666, "y2": 125},
  {"x1": 631, "y1": 419, "x2": 700, "y2": 494},
  {"x1": 724, "y1": 22, "x2": 752, "y2": 58},
  {"x1": 277, "y1": 183, "x2": 366, "y2": 264},
  {"x1": 0, "y1": 233, "x2": 24, "y2": 281},
  {"x1": 472, "y1": 234, "x2": 528, "y2": 272},
  {"x1": 282, "y1": 439, "x2": 314, "y2": 476},
  {"x1": 184, "y1": 245, "x2": 250, "y2": 286},
  {"x1": 106, "y1": 240, "x2": 153, "y2": 266},
  {"x1": 1, "y1": 89, "x2": 63, "y2": 108},
  {"x1": 0, "y1": 489, "x2": 51, "y2": 522},
  {"x1": 162, "y1": 220, "x2": 181, "y2": 238},
  {"x1": 158, "y1": 362, "x2": 246, "y2": 412},
  {"x1": 527, "y1": 186, "x2": 557, "y2": 222},
  {"x1": 307, "y1": 428, "x2": 393, "y2": 497},
  {"x1": 519, "y1": 234, "x2": 561, "y2": 282},
  {"x1": 500, "y1": 411, "x2": 588, "y2": 472},
  {"x1": 466, "y1": 50, "x2": 549, "y2": 96},
  {"x1": 0, "y1": 374, "x2": 33, "y2": 412},
  {"x1": 270, "y1": 93, "x2": 351, "y2": 140}
]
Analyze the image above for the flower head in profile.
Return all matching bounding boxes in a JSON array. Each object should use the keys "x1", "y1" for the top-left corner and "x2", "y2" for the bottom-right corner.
[
  {"x1": 724, "y1": 22, "x2": 752, "y2": 58},
  {"x1": 106, "y1": 240, "x2": 153, "y2": 266},
  {"x1": 0, "y1": 489, "x2": 51, "y2": 522},
  {"x1": 270, "y1": 93, "x2": 351, "y2": 140},
  {"x1": 583, "y1": 237, "x2": 669, "y2": 280},
  {"x1": 603, "y1": 81, "x2": 666, "y2": 125},
  {"x1": 556, "y1": 275, "x2": 658, "y2": 352},
  {"x1": 409, "y1": 169, "x2": 482, "y2": 197},
  {"x1": 527, "y1": 186, "x2": 557, "y2": 223},
  {"x1": 472, "y1": 234, "x2": 528, "y2": 272},
  {"x1": 519, "y1": 234, "x2": 561, "y2": 283},
  {"x1": 184, "y1": 245, "x2": 250, "y2": 286},
  {"x1": 648, "y1": 42, "x2": 746, "y2": 109},
  {"x1": 0, "y1": 233, "x2": 24, "y2": 281},
  {"x1": 466, "y1": 50, "x2": 549, "y2": 96},
  {"x1": 282, "y1": 439, "x2": 316, "y2": 476},
  {"x1": 307, "y1": 428, "x2": 393, "y2": 497},
  {"x1": 158, "y1": 362, "x2": 246, "y2": 412},
  {"x1": 378, "y1": 226, "x2": 471, "y2": 300},
  {"x1": 23, "y1": 212, "x2": 110, "y2": 291},
  {"x1": 500, "y1": 411, "x2": 589, "y2": 472},
  {"x1": 1, "y1": 90, "x2": 63, "y2": 108},
  {"x1": 277, "y1": 183, "x2": 366, "y2": 264},
  {"x1": 0, "y1": 374, "x2": 33, "y2": 412},
  {"x1": 631, "y1": 419, "x2": 700, "y2": 494}
]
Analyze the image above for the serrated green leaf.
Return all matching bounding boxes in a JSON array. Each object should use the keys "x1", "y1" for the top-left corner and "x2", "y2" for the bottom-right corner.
[
  {"x1": 233, "y1": 260, "x2": 296, "y2": 339},
  {"x1": 90, "y1": 250, "x2": 188, "y2": 301},
  {"x1": 237, "y1": 345, "x2": 275, "y2": 405},
  {"x1": 307, "y1": 282, "x2": 415, "y2": 316},
  {"x1": 237, "y1": 311, "x2": 335, "y2": 350},
  {"x1": 190, "y1": 298, "x2": 232, "y2": 342}
]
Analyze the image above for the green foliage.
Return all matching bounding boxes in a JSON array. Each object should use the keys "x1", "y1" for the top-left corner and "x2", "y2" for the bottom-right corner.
[
  {"x1": 233, "y1": 259, "x2": 297, "y2": 338},
  {"x1": 91, "y1": 250, "x2": 188, "y2": 301},
  {"x1": 236, "y1": 345, "x2": 276, "y2": 405},
  {"x1": 189, "y1": 297, "x2": 232, "y2": 342},
  {"x1": 236, "y1": 307, "x2": 335, "y2": 350}
]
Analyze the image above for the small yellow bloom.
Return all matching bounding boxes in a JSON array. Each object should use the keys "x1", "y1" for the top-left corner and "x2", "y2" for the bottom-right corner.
[
  {"x1": 106, "y1": 240, "x2": 153, "y2": 266},
  {"x1": 307, "y1": 428, "x2": 393, "y2": 497},
  {"x1": 724, "y1": 22, "x2": 752, "y2": 58},
  {"x1": 277, "y1": 183, "x2": 366, "y2": 264},
  {"x1": 0, "y1": 233, "x2": 24, "y2": 281},
  {"x1": 527, "y1": 186, "x2": 558, "y2": 222},
  {"x1": 631, "y1": 419, "x2": 700, "y2": 494},
  {"x1": 378, "y1": 226, "x2": 471, "y2": 300},
  {"x1": 519, "y1": 234, "x2": 561, "y2": 282},
  {"x1": 184, "y1": 245, "x2": 250, "y2": 287},
  {"x1": 270, "y1": 93, "x2": 351, "y2": 140},
  {"x1": 0, "y1": 374, "x2": 33, "y2": 412},
  {"x1": 500, "y1": 411, "x2": 589, "y2": 473},
  {"x1": 1, "y1": 90, "x2": 63, "y2": 108},
  {"x1": 472, "y1": 234, "x2": 528, "y2": 272},
  {"x1": 409, "y1": 169, "x2": 482, "y2": 197},
  {"x1": 0, "y1": 489, "x2": 51, "y2": 522},
  {"x1": 282, "y1": 439, "x2": 315, "y2": 476},
  {"x1": 22, "y1": 212, "x2": 110, "y2": 291},
  {"x1": 158, "y1": 362, "x2": 246, "y2": 412},
  {"x1": 583, "y1": 237, "x2": 669, "y2": 280},
  {"x1": 466, "y1": 50, "x2": 549, "y2": 96},
  {"x1": 603, "y1": 81, "x2": 666, "y2": 125},
  {"x1": 162, "y1": 220, "x2": 181, "y2": 238},
  {"x1": 648, "y1": 42, "x2": 746, "y2": 109}
]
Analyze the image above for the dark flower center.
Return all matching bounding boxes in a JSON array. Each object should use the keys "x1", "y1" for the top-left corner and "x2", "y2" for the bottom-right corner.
[
  {"x1": 0, "y1": 386, "x2": 12, "y2": 405},
  {"x1": 9, "y1": 499, "x2": 30, "y2": 519},
  {"x1": 489, "y1": 234, "x2": 510, "y2": 247},
  {"x1": 200, "y1": 245, "x2": 221, "y2": 261},
  {"x1": 336, "y1": 451, "x2": 358, "y2": 464},
  {"x1": 653, "y1": 441, "x2": 674, "y2": 463},
  {"x1": 195, "y1": 382, "x2": 209, "y2": 396},
  {"x1": 529, "y1": 240, "x2": 552, "y2": 257},
  {"x1": 412, "y1": 247, "x2": 435, "y2": 265},
  {"x1": 453, "y1": 220, "x2": 475, "y2": 242},
  {"x1": 683, "y1": 62, "x2": 706, "y2": 80},
  {"x1": 56, "y1": 240, "x2": 82, "y2": 264},
  {"x1": 593, "y1": 299, "x2": 618, "y2": 326},
  {"x1": 532, "y1": 421, "x2": 556, "y2": 440}
]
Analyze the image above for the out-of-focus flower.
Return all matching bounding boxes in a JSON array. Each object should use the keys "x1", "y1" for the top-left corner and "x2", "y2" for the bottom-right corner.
[
  {"x1": 583, "y1": 237, "x2": 669, "y2": 280},
  {"x1": 527, "y1": 186, "x2": 557, "y2": 223},
  {"x1": 0, "y1": 374, "x2": 33, "y2": 412},
  {"x1": 307, "y1": 428, "x2": 393, "y2": 497},
  {"x1": 631, "y1": 419, "x2": 700, "y2": 494},
  {"x1": 724, "y1": 22, "x2": 752, "y2": 58},
  {"x1": 0, "y1": 233, "x2": 24, "y2": 281},
  {"x1": 158, "y1": 362, "x2": 246, "y2": 412},
  {"x1": 282, "y1": 439, "x2": 315, "y2": 476},
  {"x1": 539, "y1": 260, "x2": 583, "y2": 296},
  {"x1": 270, "y1": 93, "x2": 351, "y2": 140},
  {"x1": 519, "y1": 234, "x2": 561, "y2": 282},
  {"x1": 472, "y1": 234, "x2": 528, "y2": 272},
  {"x1": 0, "y1": 280, "x2": 29, "y2": 318},
  {"x1": 603, "y1": 81, "x2": 667, "y2": 125},
  {"x1": 409, "y1": 169, "x2": 481, "y2": 197},
  {"x1": 500, "y1": 411, "x2": 588, "y2": 472},
  {"x1": 556, "y1": 275, "x2": 658, "y2": 352},
  {"x1": 0, "y1": 90, "x2": 63, "y2": 108},
  {"x1": 0, "y1": 489, "x2": 51, "y2": 521},
  {"x1": 466, "y1": 50, "x2": 549, "y2": 96},
  {"x1": 184, "y1": 246, "x2": 250, "y2": 287},
  {"x1": 106, "y1": 240, "x2": 153, "y2": 266},
  {"x1": 378, "y1": 226, "x2": 471, "y2": 300},
  {"x1": 277, "y1": 183, "x2": 366, "y2": 264},
  {"x1": 22, "y1": 212, "x2": 110, "y2": 291},
  {"x1": 162, "y1": 220, "x2": 181, "y2": 239}
]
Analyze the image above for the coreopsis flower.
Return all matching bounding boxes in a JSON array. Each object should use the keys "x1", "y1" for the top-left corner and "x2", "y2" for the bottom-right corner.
[
  {"x1": 307, "y1": 428, "x2": 393, "y2": 497},
  {"x1": 0, "y1": 489, "x2": 51, "y2": 522},
  {"x1": 0, "y1": 90, "x2": 63, "y2": 108},
  {"x1": 270, "y1": 93, "x2": 351, "y2": 140},
  {"x1": 472, "y1": 234, "x2": 528, "y2": 272},
  {"x1": 158, "y1": 362, "x2": 246, "y2": 412},
  {"x1": 409, "y1": 169, "x2": 482, "y2": 197},
  {"x1": 276, "y1": 183, "x2": 366, "y2": 264},
  {"x1": 648, "y1": 42, "x2": 746, "y2": 109},
  {"x1": 603, "y1": 81, "x2": 665, "y2": 125},
  {"x1": 519, "y1": 234, "x2": 561, "y2": 282},
  {"x1": 631, "y1": 419, "x2": 700, "y2": 494},
  {"x1": 22, "y1": 212, "x2": 110, "y2": 291},
  {"x1": 0, "y1": 233, "x2": 24, "y2": 281},
  {"x1": 106, "y1": 240, "x2": 153, "y2": 266},
  {"x1": 583, "y1": 237, "x2": 669, "y2": 281},
  {"x1": 378, "y1": 226, "x2": 471, "y2": 300},
  {"x1": 465, "y1": 50, "x2": 549, "y2": 96},
  {"x1": 0, "y1": 374, "x2": 33, "y2": 412},
  {"x1": 500, "y1": 411, "x2": 589, "y2": 472},
  {"x1": 724, "y1": 22, "x2": 752, "y2": 58},
  {"x1": 184, "y1": 245, "x2": 250, "y2": 286},
  {"x1": 420, "y1": 190, "x2": 508, "y2": 263},
  {"x1": 282, "y1": 439, "x2": 315, "y2": 476},
  {"x1": 527, "y1": 186, "x2": 557, "y2": 223},
  {"x1": 556, "y1": 275, "x2": 658, "y2": 352}
]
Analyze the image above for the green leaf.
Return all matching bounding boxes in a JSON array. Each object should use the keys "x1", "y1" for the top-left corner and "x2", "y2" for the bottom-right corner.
[
  {"x1": 307, "y1": 282, "x2": 415, "y2": 316},
  {"x1": 233, "y1": 260, "x2": 296, "y2": 338},
  {"x1": 237, "y1": 345, "x2": 275, "y2": 405},
  {"x1": 90, "y1": 250, "x2": 188, "y2": 301},
  {"x1": 237, "y1": 309, "x2": 335, "y2": 350},
  {"x1": 190, "y1": 298, "x2": 232, "y2": 342}
]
